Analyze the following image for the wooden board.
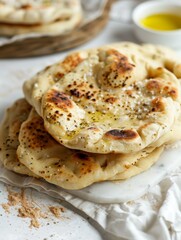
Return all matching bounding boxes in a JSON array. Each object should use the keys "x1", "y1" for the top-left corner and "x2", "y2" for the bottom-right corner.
[{"x1": 0, "y1": 0, "x2": 114, "y2": 58}]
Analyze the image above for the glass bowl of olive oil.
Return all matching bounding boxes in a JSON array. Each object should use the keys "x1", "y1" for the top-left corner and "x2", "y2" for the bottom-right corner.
[{"x1": 132, "y1": 1, "x2": 181, "y2": 48}]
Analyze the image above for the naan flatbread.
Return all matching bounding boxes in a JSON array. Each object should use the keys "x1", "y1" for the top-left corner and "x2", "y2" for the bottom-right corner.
[
  {"x1": 108, "y1": 43, "x2": 181, "y2": 78},
  {"x1": 0, "y1": 0, "x2": 82, "y2": 25},
  {"x1": 2, "y1": 99, "x2": 180, "y2": 190},
  {"x1": 23, "y1": 43, "x2": 181, "y2": 154},
  {"x1": 111, "y1": 111, "x2": 181, "y2": 180},
  {"x1": 24, "y1": 50, "x2": 88, "y2": 114},
  {"x1": 0, "y1": 99, "x2": 36, "y2": 176},
  {"x1": 0, "y1": 10, "x2": 82, "y2": 36},
  {"x1": 42, "y1": 54, "x2": 181, "y2": 153},
  {"x1": 24, "y1": 42, "x2": 181, "y2": 116},
  {"x1": 110, "y1": 147, "x2": 164, "y2": 180},
  {"x1": 17, "y1": 108, "x2": 165, "y2": 190}
]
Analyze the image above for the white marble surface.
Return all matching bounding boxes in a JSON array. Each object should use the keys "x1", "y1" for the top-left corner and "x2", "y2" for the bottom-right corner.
[
  {"x1": 69, "y1": 145, "x2": 181, "y2": 203},
  {"x1": 0, "y1": 183, "x2": 103, "y2": 240}
]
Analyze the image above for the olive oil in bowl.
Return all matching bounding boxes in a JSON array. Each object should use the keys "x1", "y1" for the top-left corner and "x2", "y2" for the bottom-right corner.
[
  {"x1": 140, "y1": 13, "x2": 181, "y2": 31},
  {"x1": 132, "y1": 1, "x2": 181, "y2": 47}
]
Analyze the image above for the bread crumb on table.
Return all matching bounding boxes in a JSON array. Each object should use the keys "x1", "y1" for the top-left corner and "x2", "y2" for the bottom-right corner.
[
  {"x1": 1, "y1": 185, "x2": 66, "y2": 228},
  {"x1": 49, "y1": 206, "x2": 65, "y2": 218}
]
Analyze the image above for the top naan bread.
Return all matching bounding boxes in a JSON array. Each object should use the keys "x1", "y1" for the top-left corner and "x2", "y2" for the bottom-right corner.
[
  {"x1": 23, "y1": 42, "x2": 181, "y2": 116},
  {"x1": 23, "y1": 42, "x2": 181, "y2": 154},
  {"x1": 0, "y1": 0, "x2": 82, "y2": 25}
]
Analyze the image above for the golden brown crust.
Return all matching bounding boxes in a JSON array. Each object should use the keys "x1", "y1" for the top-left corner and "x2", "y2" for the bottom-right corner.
[
  {"x1": 146, "y1": 78, "x2": 178, "y2": 100},
  {"x1": 20, "y1": 115, "x2": 55, "y2": 150},
  {"x1": 53, "y1": 53, "x2": 84, "y2": 82},
  {"x1": 46, "y1": 90, "x2": 73, "y2": 112},
  {"x1": 61, "y1": 53, "x2": 84, "y2": 71},
  {"x1": 151, "y1": 97, "x2": 165, "y2": 112},
  {"x1": 71, "y1": 153, "x2": 98, "y2": 176},
  {"x1": 97, "y1": 49, "x2": 135, "y2": 88}
]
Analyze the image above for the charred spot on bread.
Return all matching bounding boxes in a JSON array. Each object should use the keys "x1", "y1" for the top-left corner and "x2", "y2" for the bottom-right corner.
[
  {"x1": 74, "y1": 152, "x2": 90, "y2": 161},
  {"x1": 98, "y1": 49, "x2": 135, "y2": 88},
  {"x1": 151, "y1": 97, "x2": 165, "y2": 112},
  {"x1": 61, "y1": 53, "x2": 84, "y2": 70},
  {"x1": 46, "y1": 89, "x2": 73, "y2": 111},
  {"x1": 104, "y1": 129, "x2": 138, "y2": 140}
]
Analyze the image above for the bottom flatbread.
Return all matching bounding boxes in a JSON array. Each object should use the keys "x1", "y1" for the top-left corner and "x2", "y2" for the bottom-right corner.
[
  {"x1": 1, "y1": 99, "x2": 180, "y2": 190},
  {"x1": 0, "y1": 99, "x2": 36, "y2": 177},
  {"x1": 110, "y1": 147, "x2": 163, "y2": 180},
  {"x1": 17, "y1": 107, "x2": 164, "y2": 190}
]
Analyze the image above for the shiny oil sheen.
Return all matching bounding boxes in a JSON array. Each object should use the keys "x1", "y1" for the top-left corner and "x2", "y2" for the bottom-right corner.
[{"x1": 140, "y1": 13, "x2": 181, "y2": 31}]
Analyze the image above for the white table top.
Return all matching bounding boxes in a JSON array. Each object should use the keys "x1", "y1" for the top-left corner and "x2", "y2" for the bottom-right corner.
[{"x1": 0, "y1": 6, "x2": 181, "y2": 240}]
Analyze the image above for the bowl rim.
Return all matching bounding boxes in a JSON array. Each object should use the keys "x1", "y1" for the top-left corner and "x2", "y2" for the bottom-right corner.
[{"x1": 132, "y1": 0, "x2": 181, "y2": 35}]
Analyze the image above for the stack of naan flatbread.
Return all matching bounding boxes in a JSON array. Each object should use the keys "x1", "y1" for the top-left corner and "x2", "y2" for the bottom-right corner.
[
  {"x1": 1, "y1": 42, "x2": 181, "y2": 190},
  {"x1": 0, "y1": 0, "x2": 82, "y2": 36}
]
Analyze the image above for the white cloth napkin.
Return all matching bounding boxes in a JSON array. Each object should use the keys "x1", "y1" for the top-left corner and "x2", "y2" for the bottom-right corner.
[{"x1": 0, "y1": 162, "x2": 181, "y2": 240}]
